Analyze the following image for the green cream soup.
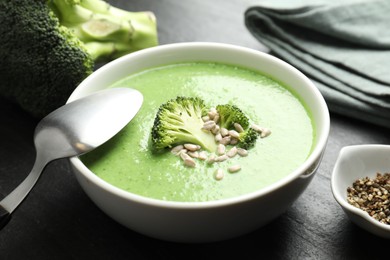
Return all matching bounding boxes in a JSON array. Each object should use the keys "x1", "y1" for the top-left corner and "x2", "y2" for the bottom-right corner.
[{"x1": 81, "y1": 62, "x2": 315, "y2": 202}]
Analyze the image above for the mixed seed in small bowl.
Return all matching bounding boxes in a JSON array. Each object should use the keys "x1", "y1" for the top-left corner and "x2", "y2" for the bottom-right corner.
[{"x1": 331, "y1": 145, "x2": 390, "y2": 239}]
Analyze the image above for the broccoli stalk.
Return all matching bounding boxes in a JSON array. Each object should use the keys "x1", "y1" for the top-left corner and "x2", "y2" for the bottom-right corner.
[
  {"x1": 49, "y1": 0, "x2": 157, "y2": 60},
  {"x1": 0, "y1": 0, "x2": 158, "y2": 118},
  {"x1": 151, "y1": 97, "x2": 217, "y2": 153}
]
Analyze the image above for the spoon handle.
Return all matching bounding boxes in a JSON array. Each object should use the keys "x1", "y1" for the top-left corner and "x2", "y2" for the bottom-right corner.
[
  {"x1": 0, "y1": 205, "x2": 11, "y2": 230},
  {"x1": 0, "y1": 155, "x2": 47, "y2": 230}
]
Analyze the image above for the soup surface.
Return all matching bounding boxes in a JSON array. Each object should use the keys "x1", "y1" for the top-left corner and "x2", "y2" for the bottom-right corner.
[{"x1": 81, "y1": 62, "x2": 315, "y2": 202}]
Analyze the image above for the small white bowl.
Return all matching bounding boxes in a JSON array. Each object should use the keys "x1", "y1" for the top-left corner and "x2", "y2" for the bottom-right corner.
[
  {"x1": 68, "y1": 42, "x2": 330, "y2": 242},
  {"x1": 331, "y1": 145, "x2": 390, "y2": 239}
]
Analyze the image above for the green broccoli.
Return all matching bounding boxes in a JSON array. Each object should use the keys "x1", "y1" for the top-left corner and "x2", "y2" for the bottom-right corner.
[
  {"x1": 216, "y1": 103, "x2": 259, "y2": 149},
  {"x1": 0, "y1": 0, "x2": 158, "y2": 117},
  {"x1": 216, "y1": 104, "x2": 250, "y2": 130},
  {"x1": 49, "y1": 0, "x2": 157, "y2": 60},
  {"x1": 151, "y1": 96, "x2": 218, "y2": 153},
  {"x1": 237, "y1": 128, "x2": 259, "y2": 150}
]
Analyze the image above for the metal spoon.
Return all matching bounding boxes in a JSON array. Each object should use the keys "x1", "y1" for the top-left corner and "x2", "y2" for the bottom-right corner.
[{"x1": 0, "y1": 88, "x2": 143, "y2": 230}]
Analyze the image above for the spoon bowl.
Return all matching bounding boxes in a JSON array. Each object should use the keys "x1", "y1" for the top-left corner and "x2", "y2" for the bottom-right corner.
[
  {"x1": 0, "y1": 88, "x2": 143, "y2": 229},
  {"x1": 331, "y1": 144, "x2": 390, "y2": 239}
]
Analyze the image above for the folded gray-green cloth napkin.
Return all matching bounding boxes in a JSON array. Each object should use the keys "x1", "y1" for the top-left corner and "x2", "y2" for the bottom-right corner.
[{"x1": 245, "y1": 0, "x2": 390, "y2": 128}]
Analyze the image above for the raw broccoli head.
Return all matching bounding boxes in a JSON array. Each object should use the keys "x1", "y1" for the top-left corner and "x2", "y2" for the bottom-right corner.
[
  {"x1": 216, "y1": 104, "x2": 250, "y2": 130},
  {"x1": 237, "y1": 128, "x2": 259, "y2": 150},
  {"x1": 0, "y1": 0, "x2": 157, "y2": 118},
  {"x1": 0, "y1": 0, "x2": 93, "y2": 118},
  {"x1": 151, "y1": 96, "x2": 217, "y2": 153}
]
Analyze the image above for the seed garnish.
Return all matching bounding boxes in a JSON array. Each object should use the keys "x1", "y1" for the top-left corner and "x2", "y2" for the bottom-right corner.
[
  {"x1": 170, "y1": 107, "x2": 271, "y2": 180},
  {"x1": 347, "y1": 173, "x2": 390, "y2": 225},
  {"x1": 211, "y1": 125, "x2": 220, "y2": 134},
  {"x1": 214, "y1": 168, "x2": 224, "y2": 180},
  {"x1": 215, "y1": 133, "x2": 222, "y2": 142},
  {"x1": 208, "y1": 108, "x2": 217, "y2": 119},
  {"x1": 184, "y1": 143, "x2": 200, "y2": 151},
  {"x1": 187, "y1": 151, "x2": 199, "y2": 158},
  {"x1": 198, "y1": 151, "x2": 208, "y2": 160},
  {"x1": 228, "y1": 165, "x2": 241, "y2": 173},
  {"x1": 228, "y1": 130, "x2": 240, "y2": 139},
  {"x1": 202, "y1": 120, "x2": 216, "y2": 131},
  {"x1": 184, "y1": 158, "x2": 196, "y2": 167},
  {"x1": 171, "y1": 145, "x2": 184, "y2": 154},
  {"x1": 234, "y1": 123, "x2": 244, "y2": 133},
  {"x1": 207, "y1": 154, "x2": 216, "y2": 164},
  {"x1": 227, "y1": 146, "x2": 237, "y2": 158},
  {"x1": 215, "y1": 154, "x2": 228, "y2": 162},
  {"x1": 202, "y1": 115, "x2": 210, "y2": 122},
  {"x1": 219, "y1": 136, "x2": 231, "y2": 145},
  {"x1": 217, "y1": 144, "x2": 226, "y2": 155},
  {"x1": 220, "y1": 127, "x2": 229, "y2": 137},
  {"x1": 260, "y1": 128, "x2": 271, "y2": 138},
  {"x1": 230, "y1": 138, "x2": 238, "y2": 145},
  {"x1": 251, "y1": 124, "x2": 272, "y2": 138},
  {"x1": 251, "y1": 124, "x2": 262, "y2": 133},
  {"x1": 237, "y1": 148, "x2": 248, "y2": 157},
  {"x1": 213, "y1": 114, "x2": 220, "y2": 124},
  {"x1": 179, "y1": 151, "x2": 191, "y2": 161}
]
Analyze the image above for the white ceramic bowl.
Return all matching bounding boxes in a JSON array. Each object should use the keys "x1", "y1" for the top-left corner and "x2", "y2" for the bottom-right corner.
[
  {"x1": 331, "y1": 145, "x2": 390, "y2": 239},
  {"x1": 68, "y1": 42, "x2": 330, "y2": 243}
]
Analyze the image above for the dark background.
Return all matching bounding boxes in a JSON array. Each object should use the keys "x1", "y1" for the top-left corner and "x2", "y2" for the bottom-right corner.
[{"x1": 1, "y1": 0, "x2": 389, "y2": 259}]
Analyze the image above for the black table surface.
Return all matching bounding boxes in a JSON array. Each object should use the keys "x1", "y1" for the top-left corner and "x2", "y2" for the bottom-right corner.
[{"x1": 1, "y1": 0, "x2": 389, "y2": 259}]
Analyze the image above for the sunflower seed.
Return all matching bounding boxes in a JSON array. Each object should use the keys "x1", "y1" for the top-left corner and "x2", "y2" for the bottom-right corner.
[
  {"x1": 215, "y1": 154, "x2": 228, "y2": 162},
  {"x1": 220, "y1": 127, "x2": 229, "y2": 137},
  {"x1": 219, "y1": 136, "x2": 231, "y2": 145},
  {"x1": 217, "y1": 144, "x2": 226, "y2": 155},
  {"x1": 171, "y1": 145, "x2": 184, "y2": 154},
  {"x1": 214, "y1": 168, "x2": 224, "y2": 180},
  {"x1": 227, "y1": 146, "x2": 238, "y2": 158},
  {"x1": 260, "y1": 128, "x2": 271, "y2": 138},
  {"x1": 207, "y1": 154, "x2": 216, "y2": 164},
  {"x1": 175, "y1": 149, "x2": 187, "y2": 157},
  {"x1": 202, "y1": 120, "x2": 216, "y2": 131},
  {"x1": 208, "y1": 108, "x2": 217, "y2": 119},
  {"x1": 228, "y1": 130, "x2": 240, "y2": 139},
  {"x1": 237, "y1": 148, "x2": 248, "y2": 157},
  {"x1": 228, "y1": 165, "x2": 241, "y2": 173},
  {"x1": 198, "y1": 151, "x2": 208, "y2": 160},
  {"x1": 184, "y1": 158, "x2": 196, "y2": 167},
  {"x1": 184, "y1": 143, "x2": 200, "y2": 151},
  {"x1": 230, "y1": 138, "x2": 238, "y2": 145},
  {"x1": 211, "y1": 124, "x2": 220, "y2": 134},
  {"x1": 213, "y1": 114, "x2": 220, "y2": 124},
  {"x1": 188, "y1": 151, "x2": 199, "y2": 158},
  {"x1": 234, "y1": 123, "x2": 244, "y2": 133},
  {"x1": 202, "y1": 116, "x2": 210, "y2": 122},
  {"x1": 251, "y1": 124, "x2": 262, "y2": 133},
  {"x1": 215, "y1": 133, "x2": 222, "y2": 142},
  {"x1": 180, "y1": 151, "x2": 191, "y2": 161}
]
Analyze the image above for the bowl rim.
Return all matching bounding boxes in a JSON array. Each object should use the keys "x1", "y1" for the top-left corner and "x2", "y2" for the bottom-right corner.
[
  {"x1": 69, "y1": 42, "x2": 330, "y2": 209},
  {"x1": 331, "y1": 144, "x2": 390, "y2": 231}
]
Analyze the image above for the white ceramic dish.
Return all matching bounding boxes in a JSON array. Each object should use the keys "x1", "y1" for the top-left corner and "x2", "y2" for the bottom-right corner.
[
  {"x1": 331, "y1": 145, "x2": 390, "y2": 239},
  {"x1": 68, "y1": 42, "x2": 330, "y2": 243}
]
